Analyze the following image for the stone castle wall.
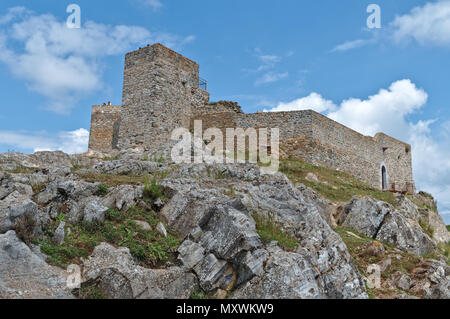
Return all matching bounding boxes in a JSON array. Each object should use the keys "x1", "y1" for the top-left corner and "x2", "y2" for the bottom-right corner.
[
  {"x1": 88, "y1": 105, "x2": 121, "y2": 153},
  {"x1": 192, "y1": 108, "x2": 415, "y2": 193}
]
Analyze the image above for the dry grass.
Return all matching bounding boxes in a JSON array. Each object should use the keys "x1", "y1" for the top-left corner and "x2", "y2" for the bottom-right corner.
[
  {"x1": 334, "y1": 226, "x2": 428, "y2": 299},
  {"x1": 252, "y1": 213, "x2": 298, "y2": 251},
  {"x1": 75, "y1": 172, "x2": 146, "y2": 187},
  {"x1": 280, "y1": 158, "x2": 396, "y2": 206}
]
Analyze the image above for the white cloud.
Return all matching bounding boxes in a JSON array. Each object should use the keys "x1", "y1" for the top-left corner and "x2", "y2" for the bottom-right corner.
[
  {"x1": 257, "y1": 54, "x2": 281, "y2": 71},
  {"x1": 0, "y1": 128, "x2": 89, "y2": 154},
  {"x1": 0, "y1": 7, "x2": 30, "y2": 25},
  {"x1": 328, "y1": 79, "x2": 428, "y2": 138},
  {"x1": 331, "y1": 39, "x2": 374, "y2": 52},
  {"x1": 0, "y1": 7, "x2": 194, "y2": 114},
  {"x1": 140, "y1": 0, "x2": 163, "y2": 11},
  {"x1": 266, "y1": 92, "x2": 336, "y2": 113},
  {"x1": 391, "y1": 0, "x2": 450, "y2": 46},
  {"x1": 268, "y1": 79, "x2": 450, "y2": 222},
  {"x1": 57, "y1": 128, "x2": 90, "y2": 154},
  {"x1": 333, "y1": 0, "x2": 450, "y2": 52},
  {"x1": 244, "y1": 48, "x2": 290, "y2": 86},
  {"x1": 255, "y1": 71, "x2": 288, "y2": 86}
]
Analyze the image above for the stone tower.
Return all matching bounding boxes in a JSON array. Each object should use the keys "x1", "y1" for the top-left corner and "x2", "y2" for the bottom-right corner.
[
  {"x1": 116, "y1": 43, "x2": 209, "y2": 151},
  {"x1": 88, "y1": 104, "x2": 121, "y2": 153}
]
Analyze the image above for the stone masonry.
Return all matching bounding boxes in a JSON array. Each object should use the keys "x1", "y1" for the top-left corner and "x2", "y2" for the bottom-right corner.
[
  {"x1": 88, "y1": 43, "x2": 415, "y2": 193},
  {"x1": 116, "y1": 43, "x2": 209, "y2": 151},
  {"x1": 88, "y1": 104, "x2": 121, "y2": 153}
]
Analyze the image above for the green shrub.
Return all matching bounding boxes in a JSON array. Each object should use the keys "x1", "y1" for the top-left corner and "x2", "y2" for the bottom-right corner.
[
  {"x1": 252, "y1": 213, "x2": 298, "y2": 251},
  {"x1": 143, "y1": 176, "x2": 165, "y2": 202},
  {"x1": 153, "y1": 154, "x2": 165, "y2": 163},
  {"x1": 78, "y1": 282, "x2": 107, "y2": 299},
  {"x1": 105, "y1": 208, "x2": 124, "y2": 223},
  {"x1": 39, "y1": 205, "x2": 180, "y2": 269},
  {"x1": 419, "y1": 219, "x2": 434, "y2": 238},
  {"x1": 96, "y1": 183, "x2": 109, "y2": 196},
  {"x1": 190, "y1": 291, "x2": 208, "y2": 299}
]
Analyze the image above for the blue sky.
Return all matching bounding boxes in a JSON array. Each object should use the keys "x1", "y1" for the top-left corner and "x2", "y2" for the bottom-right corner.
[{"x1": 0, "y1": 0, "x2": 449, "y2": 223}]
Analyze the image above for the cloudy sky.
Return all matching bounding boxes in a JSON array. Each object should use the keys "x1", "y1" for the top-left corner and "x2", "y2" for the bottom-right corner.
[{"x1": 0, "y1": 0, "x2": 449, "y2": 223}]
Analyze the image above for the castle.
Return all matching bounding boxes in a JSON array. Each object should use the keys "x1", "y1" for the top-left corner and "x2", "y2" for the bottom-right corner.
[{"x1": 88, "y1": 43, "x2": 415, "y2": 194}]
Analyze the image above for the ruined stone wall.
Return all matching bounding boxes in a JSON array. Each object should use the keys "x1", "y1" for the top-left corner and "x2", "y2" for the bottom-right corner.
[
  {"x1": 191, "y1": 110, "x2": 313, "y2": 138},
  {"x1": 191, "y1": 108, "x2": 414, "y2": 193},
  {"x1": 88, "y1": 105, "x2": 121, "y2": 153},
  {"x1": 373, "y1": 133, "x2": 415, "y2": 193},
  {"x1": 116, "y1": 43, "x2": 208, "y2": 151},
  {"x1": 307, "y1": 112, "x2": 414, "y2": 192}
]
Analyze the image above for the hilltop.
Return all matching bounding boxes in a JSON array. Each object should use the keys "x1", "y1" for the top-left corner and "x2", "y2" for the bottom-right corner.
[{"x1": 0, "y1": 144, "x2": 448, "y2": 299}]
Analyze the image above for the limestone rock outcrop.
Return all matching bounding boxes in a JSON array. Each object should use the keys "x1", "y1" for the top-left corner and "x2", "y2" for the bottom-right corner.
[{"x1": 0, "y1": 149, "x2": 448, "y2": 299}]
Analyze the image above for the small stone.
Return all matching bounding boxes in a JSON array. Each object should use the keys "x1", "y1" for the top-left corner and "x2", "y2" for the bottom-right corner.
[
  {"x1": 154, "y1": 198, "x2": 164, "y2": 208},
  {"x1": 268, "y1": 241, "x2": 279, "y2": 247},
  {"x1": 305, "y1": 173, "x2": 319, "y2": 183},
  {"x1": 83, "y1": 199, "x2": 109, "y2": 223},
  {"x1": 134, "y1": 220, "x2": 151, "y2": 231},
  {"x1": 363, "y1": 241, "x2": 385, "y2": 257},
  {"x1": 212, "y1": 289, "x2": 228, "y2": 299},
  {"x1": 393, "y1": 271, "x2": 412, "y2": 291},
  {"x1": 52, "y1": 221, "x2": 65, "y2": 245},
  {"x1": 190, "y1": 226, "x2": 203, "y2": 241},
  {"x1": 156, "y1": 222, "x2": 167, "y2": 238},
  {"x1": 378, "y1": 258, "x2": 392, "y2": 272}
]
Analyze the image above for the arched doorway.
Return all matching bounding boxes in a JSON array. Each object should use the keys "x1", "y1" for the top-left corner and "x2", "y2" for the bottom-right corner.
[{"x1": 381, "y1": 166, "x2": 388, "y2": 190}]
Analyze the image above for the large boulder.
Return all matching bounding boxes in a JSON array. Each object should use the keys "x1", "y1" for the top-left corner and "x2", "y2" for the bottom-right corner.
[
  {"x1": 82, "y1": 243, "x2": 198, "y2": 299},
  {"x1": 340, "y1": 196, "x2": 437, "y2": 256},
  {"x1": 397, "y1": 195, "x2": 450, "y2": 244},
  {"x1": 83, "y1": 199, "x2": 109, "y2": 223},
  {"x1": 375, "y1": 211, "x2": 436, "y2": 256},
  {"x1": 231, "y1": 246, "x2": 325, "y2": 299},
  {"x1": 0, "y1": 231, "x2": 73, "y2": 299},
  {"x1": 0, "y1": 194, "x2": 49, "y2": 236},
  {"x1": 163, "y1": 163, "x2": 368, "y2": 299},
  {"x1": 340, "y1": 196, "x2": 392, "y2": 238},
  {"x1": 101, "y1": 185, "x2": 137, "y2": 212}
]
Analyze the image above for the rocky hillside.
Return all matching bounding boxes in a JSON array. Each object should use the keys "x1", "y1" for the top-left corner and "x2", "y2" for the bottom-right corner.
[{"x1": 0, "y1": 146, "x2": 448, "y2": 299}]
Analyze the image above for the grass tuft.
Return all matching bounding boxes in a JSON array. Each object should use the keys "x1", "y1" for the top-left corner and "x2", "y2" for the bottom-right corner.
[
  {"x1": 143, "y1": 175, "x2": 166, "y2": 203},
  {"x1": 252, "y1": 213, "x2": 298, "y2": 251},
  {"x1": 190, "y1": 290, "x2": 208, "y2": 299},
  {"x1": 418, "y1": 219, "x2": 434, "y2": 238},
  {"x1": 96, "y1": 183, "x2": 109, "y2": 196}
]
